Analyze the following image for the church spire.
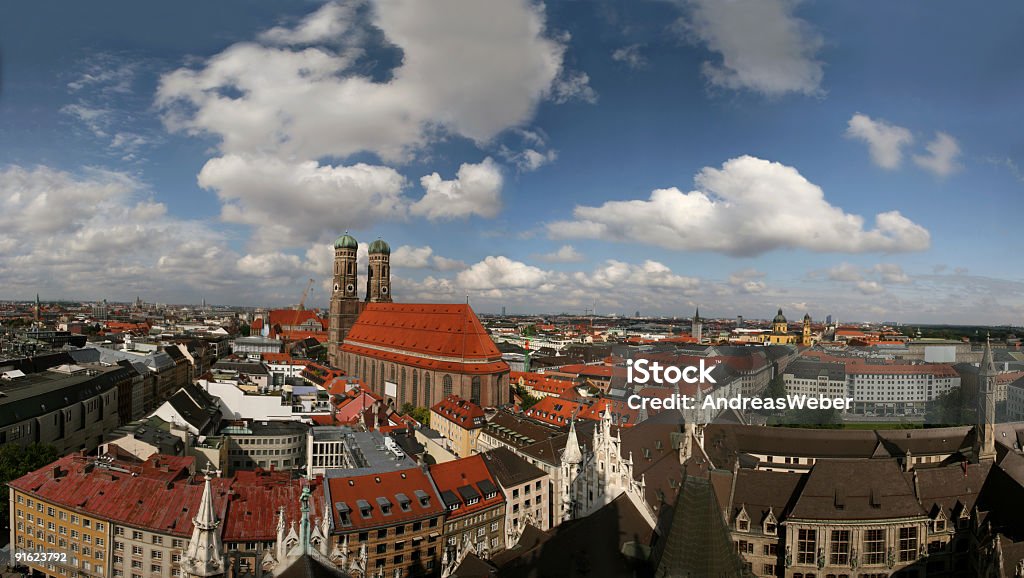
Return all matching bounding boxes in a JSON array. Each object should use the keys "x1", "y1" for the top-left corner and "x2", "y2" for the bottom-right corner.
[
  {"x1": 975, "y1": 335, "x2": 998, "y2": 462},
  {"x1": 563, "y1": 417, "x2": 583, "y2": 464},
  {"x1": 181, "y1": 466, "x2": 224, "y2": 577}
]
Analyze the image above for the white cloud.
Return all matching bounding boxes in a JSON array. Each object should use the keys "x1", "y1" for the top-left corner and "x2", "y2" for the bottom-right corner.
[
  {"x1": 611, "y1": 44, "x2": 647, "y2": 69},
  {"x1": 826, "y1": 262, "x2": 863, "y2": 283},
  {"x1": 412, "y1": 158, "x2": 503, "y2": 220},
  {"x1": 550, "y1": 70, "x2": 598, "y2": 104},
  {"x1": 456, "y1": 256, "x2": 550, "y2": 290},
  {"x1": 0, "y1": 164, "x2": 238, "y2": 301},
  {"x1": 197, "y1": 154, "x2": 408, "y2": 250},
  {"x1": 872, "y1": 263, "x2": 911, "y2": 284},
  {"x1": 390, "y1": 245, "x2": 466, "y2": 271},
  {"x1": 728, "y1": 268, "x2": 766, "y2": 293},
  {"x1": 538, "y1": 245, "x2": 584, "y2": 263},
  {"x1": 678, "y1": 0, "x2": 824, "y2": 97},
  {"x1": 845, "y1": 114, "x2": 914, "y2": 170},
  {"x1": 548, "y1": 155, "x2": 930, "y2": 256},
  {"x1": 913, "y1": 132, "x2": 962, "y2": 177},
  {"x1": 575, "y1": 260, "x2": 700, "y2": 292},
  {"x1": 156, "y1": 0, "x2": 570, "y2": 162},
  {"x1": 259, "y1": 2, "x2": 361, "y2": 46}
]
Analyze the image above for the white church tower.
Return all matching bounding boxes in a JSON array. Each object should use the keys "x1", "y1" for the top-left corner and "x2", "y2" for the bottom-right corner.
[{"x1": 181, "y1": 466, "x2": 225, "y2": 577}]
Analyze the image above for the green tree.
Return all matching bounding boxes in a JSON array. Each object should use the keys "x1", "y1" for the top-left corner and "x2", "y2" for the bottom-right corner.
[
  {"x1": 239, "y1": 322, "x2": 251, "y2": 337},
  {"x1": 400, "y1": 403, "x2": 431, "y2": 426},
  {"x1": 0, "y1": 443, "x2": 59, "y2": 529},
  {"x1": 927, "y1": 387, "x2": 966, "y2": 426},
  {"x1": 514, "y1": 385, "x2": 541, "y2": 410},
  {"x1": 522, "y1": 324, "x2": 537, "y2": 337}
]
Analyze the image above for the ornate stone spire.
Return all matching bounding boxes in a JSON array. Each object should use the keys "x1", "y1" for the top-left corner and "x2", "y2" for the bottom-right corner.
[
  {"x1": 976, "y1": 335, "x2": 998, "y2": 461},
  {"x1": 181, "y1": 465, "x2": 224, "y2": 577},
  {"x1": 563, "y1": 417, "x2": 583, "y2": 465}
]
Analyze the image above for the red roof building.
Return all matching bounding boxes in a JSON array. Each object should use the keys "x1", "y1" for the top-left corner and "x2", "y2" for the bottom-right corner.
[
  {"x1": 325, "y1": 467, "x2": 445, "y2": 576},
  {"x1": 524, "y1": 396, "x2": 582, "y2": 428},
  {"x1": 339, "y1": 303, "x2": 510, "y2": 408},
  {"x1": 430, "y1": 395, "x2": 486, "y2": 457},
  {"x1": 429, "y1": 455, "x2": 507, "y2": 555}
]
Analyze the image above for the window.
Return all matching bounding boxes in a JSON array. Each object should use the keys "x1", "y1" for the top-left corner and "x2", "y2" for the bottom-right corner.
[
  {"x1": 734, "y1": 540, "x2": 754, "y2": 554},
  {"x1": 830, "y1": 530, "x2": 850, "y2": 565},
  {"x1": 797, "y1": 529, "x2": 817, "y2": 565},
  {"x1": 863, "y1": 529, "x2": 886, "y2": 565},
  {"x1": 132, "y1": 546, "x2": 143, "y2": 556},
  {"x1": 763, "y1": 564, "x2": 776, "y2": 575},
  {"x1": 899, "y1": 527, "x2": 918, "y2": 562}
]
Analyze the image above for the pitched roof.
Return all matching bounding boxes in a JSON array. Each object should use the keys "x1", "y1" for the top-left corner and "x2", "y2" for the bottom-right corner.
[
  {"x1": 325, "y1": 467, "x2": 442, "y2": 531},
  {"x1": 344, "y1": 303, "x2": 503, "y2": 370},
  {"x1": 429, "y1": 455, "x2": 504, "y2": 519},
  {"x1": 431, "y1": 395, "x2": 486, "y2": 430},
  {"x1": 523, "y1": 396, "x2": 581, "y2": 428},
  {"x1": 788, "y1": 459, "x2": 927, "y2": 521},
  {"x1": 655, "y1": 473, "x2": 755, "y2": 577},
  {"x1": 481, "y1": 447, "x2": 547, "y2": 488},
  {"x1": 268, "y1": 309, "x2": 327, "y2": 331},
  {"x1": 223, "y1": 472, "x2": 326, "y2": 542}
]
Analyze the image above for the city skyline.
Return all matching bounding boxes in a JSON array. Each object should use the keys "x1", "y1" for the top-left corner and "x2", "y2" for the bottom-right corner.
[{"x1": 3, "y1": 1, "x2": 1024, "y2": 323}]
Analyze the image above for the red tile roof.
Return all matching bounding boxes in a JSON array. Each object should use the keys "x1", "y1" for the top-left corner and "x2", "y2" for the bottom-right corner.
[
  {"x1": 524, "y1": 396, "x2": 581, "y2": 427},
  {"x1": 9, "y1": 453, "x2": 326, "y2": 542},
  {"x1": 577, "y1": 399, "x2": 639, "y2": 428},
  {"x1": 222, "y1": 471, "x2": 326, "y2": 542},
  {"x1": 430, "y1": 395, "x2": 486, "y2": 430},
  {"x1": 261, "y1": 353, "x2": 305, "y2": 364},
  {"x1": 268, "y1": 309, "x2": 327, "y2": 332},
  {"x1": 341, "y1": 303, "x2": 509, "y2": 375},
  {"x1": 429, "y1": 455, "x2": 504, "y2": 520},
  {"x1": 326, "y1": 467, "x2": 443, "y2": 531}
]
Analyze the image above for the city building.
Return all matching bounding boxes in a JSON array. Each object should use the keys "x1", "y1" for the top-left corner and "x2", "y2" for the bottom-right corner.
[
  {"x1": 480, "y1": 447, "x2": 551, "y2": 546},
  {"x1": 220, "y1": 419, "x2": 309, "y2": 473},
  {"x1": 339, "y1": 303, "x2": 511, "y2": 408},
  {"x1": 324, "y1": 466, "x2": 444, "y2": 577},
  {"x1": 430, "y1": 454, "x2": 506, "y2": 573},
  {"x1": 429, "y1": 395, "x2": 486, "y2": 458}
]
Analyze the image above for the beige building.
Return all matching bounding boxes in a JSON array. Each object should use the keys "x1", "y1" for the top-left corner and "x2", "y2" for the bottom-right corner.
[{"x1": 430, "y1": 395, "x2": 486, "y2": 458}]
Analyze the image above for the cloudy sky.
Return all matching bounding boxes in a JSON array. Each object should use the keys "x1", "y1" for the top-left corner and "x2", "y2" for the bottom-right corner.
[{"x1": 2, "y1": 0, "x2": 1023, "y2": 324}]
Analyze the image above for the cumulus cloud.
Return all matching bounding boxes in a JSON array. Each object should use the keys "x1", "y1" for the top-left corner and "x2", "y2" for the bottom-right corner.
[
  {"x1": 197, "y1": 155, "x2": 408, "y2": 250},
  {"x1": 574, "y1": 260, "x2": 700, "y2": 292},
  {"x1": 677, "y1": 0, "x2": 824, "y2": 97},
  {"x1": 612, "y1": 44, "x2": 647, "y2": 69},
  {"x1": 913, "y1": 132, "x2": 962, "y2": 177},
  {"x1": 456, "y1": 256, "x2": 551, "y2": 291},
  {"x1": 156, "y1": 0, "x2": 570, "y2": 162},
  {"x1": 548, "y1": 155, "x2": 931, "y2": 256},
  {"x1": 537, "y1": 245, "x2": 584, "y2": 263},
  {"x1": 0, "y1": 164, "x2": 237, "y2": 301},
  {"x1": 821, "y1": 262, "x2": 911, "y2": 295},
  {"x1": 728, "y1": 268, "x2": 766, "y2": 293},
  {"x1": 390, "y1": 245, "x2": 466, "y2": 271},
  {"x1": 845, "y1": 114, "x2": 914, "y2": 169},
  {"x1": 550, "y1": 70, "x2": 598, "y2": 104},
  {"x1": 412, "y1": 158, "x2": 503, "y2": 220}
]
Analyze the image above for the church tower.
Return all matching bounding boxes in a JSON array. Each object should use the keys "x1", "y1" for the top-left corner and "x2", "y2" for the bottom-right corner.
[
  {"x1": 366, "y1": 238, "x2": 392, "y2": 303},
  {"x1": 975, "y1": 337, "x2": 998, "y2": 462},
  {"x1": 181, "y1": 467, "x2": 224, "y2": 577},
  {"x1": 328, "y1": 233, "x2": 360, "y2": 367},
  {"x1": 691, "y1": 308, "x2": 703, "y2": 342},
  {"x1": 802, "y1": 313, "x2": 812, "y2": 346},
  {"x1": 560, "y1": 418, "x2": 583, "y2": 523},
  {"x1": 772, "y1": 308, "x2": 788, "y2": 335}
]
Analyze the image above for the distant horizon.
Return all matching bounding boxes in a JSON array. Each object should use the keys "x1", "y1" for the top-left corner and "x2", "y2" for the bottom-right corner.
[{"x1": 3, "y1": 1, "x2": 1024, "y2": 324}]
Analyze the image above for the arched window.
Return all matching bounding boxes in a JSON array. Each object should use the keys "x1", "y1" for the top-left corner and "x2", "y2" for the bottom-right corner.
[
  {"x1": 370, "y1": 361, "x2": 376, "y2": 389},
  {"x1": 424, "y1": 374, "x2": 431, "y2": 407},
  {"x1": 400, "y1": 368, "x2": 406, "y2": 406},
  {"x1": 443, "y1": 374, "x2": 453, "y2": 399},
  {"x1": 412, "y1": 371, "x2": 419, "y2": 407},
  {"x1": 471, "y1": 376, "x2": 481, "y2": 405}
]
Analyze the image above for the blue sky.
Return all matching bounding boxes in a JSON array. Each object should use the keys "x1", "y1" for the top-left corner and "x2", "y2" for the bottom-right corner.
[{"x1": 1, "y1": 0, "x2": 1023, "y2": 324}]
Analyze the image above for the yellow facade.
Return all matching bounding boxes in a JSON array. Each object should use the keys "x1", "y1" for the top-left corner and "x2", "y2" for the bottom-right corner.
[{"x1": 11, "y1": 488, "x2": 111, "y2": 577}]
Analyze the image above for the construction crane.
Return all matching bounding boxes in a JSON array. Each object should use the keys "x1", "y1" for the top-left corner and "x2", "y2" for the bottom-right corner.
[{"x1": 296, "y1": 278, "x2": 315, "y2": 310}]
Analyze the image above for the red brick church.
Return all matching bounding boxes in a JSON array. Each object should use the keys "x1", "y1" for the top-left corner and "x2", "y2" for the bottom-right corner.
[{"x1": 327, "y1": 233, "x2": 510, "y2": 408}]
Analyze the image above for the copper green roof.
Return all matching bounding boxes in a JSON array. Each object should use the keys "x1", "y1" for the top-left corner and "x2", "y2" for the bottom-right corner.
[
  {"x1": 333, "y1": 232, "x2": 358, "y2": 250},
  {"x1": 368, "y1": 238, "x2": 390, "y2": 254}
]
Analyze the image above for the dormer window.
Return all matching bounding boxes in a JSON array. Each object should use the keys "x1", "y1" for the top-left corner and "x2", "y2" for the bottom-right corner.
[
  {"x1": 934, "y1": 519, "x2": 945, "y2": 532},
  {"x1": 396, "y1": 494, "x2": 412, "y2": 512},
  {"x1": 337, "y1": 502, "x2": 352, "y2": 527},
  {"x1": 415, "y1": 490, "x2": 431, "y2": 508},
  {"x1": 357, "y1": 499, "x2": 372, "y2": 519},
  {"x1": 735, "y1": 505, "x2": 750, "y2": 533}
]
